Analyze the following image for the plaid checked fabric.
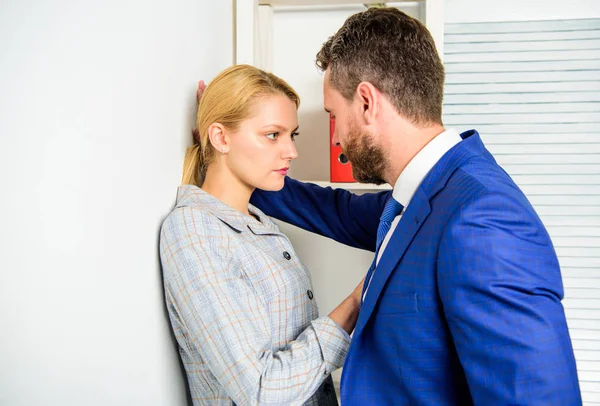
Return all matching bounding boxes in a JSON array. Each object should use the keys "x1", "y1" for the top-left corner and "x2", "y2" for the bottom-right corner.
[{"x1": 160, "y1": 185, "x2": 350, "y2": 405}]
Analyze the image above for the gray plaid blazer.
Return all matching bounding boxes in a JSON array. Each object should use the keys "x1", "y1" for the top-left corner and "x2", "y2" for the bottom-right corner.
[{"x1": 160, "y1": 185, "x2": 350, "y2": 405}]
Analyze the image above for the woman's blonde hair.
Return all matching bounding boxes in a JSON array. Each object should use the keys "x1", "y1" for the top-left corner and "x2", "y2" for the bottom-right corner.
[{"x1": 182, "y1": 64, "x2": 300, "y2": 186}]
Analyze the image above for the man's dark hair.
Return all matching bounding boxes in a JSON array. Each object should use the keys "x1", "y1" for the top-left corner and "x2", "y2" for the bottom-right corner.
[{"x1": 316, "y1": 7, "x2": 444, "y2": 126}]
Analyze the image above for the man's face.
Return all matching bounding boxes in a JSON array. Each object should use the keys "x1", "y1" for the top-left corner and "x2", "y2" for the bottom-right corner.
[{"x1": 323, "y1": 70, "x2": 387, "y2": 185}]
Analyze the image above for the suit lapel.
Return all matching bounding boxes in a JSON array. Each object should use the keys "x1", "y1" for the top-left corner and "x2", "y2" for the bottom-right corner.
[
  {"x1": 353, "y1": 130, "x2": 487, "y2": 336},
  {"x1": 354, "y1": 187, "x2": 431, "y2": 335}
]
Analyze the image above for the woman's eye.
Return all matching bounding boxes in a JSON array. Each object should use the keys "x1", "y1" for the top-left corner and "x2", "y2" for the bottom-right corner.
[
  {"x1": 291, "y1": 132, "x2": 300, "y2": 141},
  {"x1": 266, "y1": 132, "x2": 279, "y2": 140}
]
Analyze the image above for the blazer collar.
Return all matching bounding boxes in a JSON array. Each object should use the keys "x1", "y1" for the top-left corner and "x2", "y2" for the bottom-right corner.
[
  {"x1": 419, "y1": 129, "x2": 486, "y2": 200},
  {"x1": 175, "y1": 185, "x2": 281, "y2": 235}
]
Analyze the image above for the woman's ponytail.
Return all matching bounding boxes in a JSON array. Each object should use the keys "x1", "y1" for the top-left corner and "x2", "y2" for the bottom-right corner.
[{"x1": 181, "y1": 129, "x2": 204, "y2": 186}]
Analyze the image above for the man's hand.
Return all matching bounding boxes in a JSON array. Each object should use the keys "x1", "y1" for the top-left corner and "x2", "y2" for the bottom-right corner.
[
  {"x1": 197, "y1": 80, "x2": 206, "y2": 103},
  {"x1": 192, "y1": 80, "x2": 207, "y2": 141}
]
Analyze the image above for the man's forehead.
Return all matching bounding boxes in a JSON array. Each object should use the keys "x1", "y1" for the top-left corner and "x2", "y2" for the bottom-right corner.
[
  {"x1": 323, "y1": 70, "x2": 333, "y2": 97},
  {"x1": 323, "y1": 68, "x2": 332, "y2": 87}
]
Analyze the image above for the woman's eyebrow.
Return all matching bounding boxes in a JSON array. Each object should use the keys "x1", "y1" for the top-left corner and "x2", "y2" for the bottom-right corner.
[{"x1": 260, "y1": 124, "x2": 299, "y2": 132}]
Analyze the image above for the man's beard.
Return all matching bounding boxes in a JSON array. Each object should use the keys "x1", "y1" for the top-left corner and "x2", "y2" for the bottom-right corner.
[{"x1": 343, "y1": 119, "x2": 387, "y2": 185}]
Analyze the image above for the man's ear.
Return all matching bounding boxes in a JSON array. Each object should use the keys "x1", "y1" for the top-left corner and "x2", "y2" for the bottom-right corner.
[
  {"x1": 207, "y1": 123, "x2": 230, "y2": 154},
  {"x1": 355, "y1": 81, "x2": 379, "y2": 125}
]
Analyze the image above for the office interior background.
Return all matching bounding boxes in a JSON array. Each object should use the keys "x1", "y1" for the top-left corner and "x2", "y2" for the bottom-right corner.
[{"x1": 1, "y1": 0, "x2": 598, "y2": 404}]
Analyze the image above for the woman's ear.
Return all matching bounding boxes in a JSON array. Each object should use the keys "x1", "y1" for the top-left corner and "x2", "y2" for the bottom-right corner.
[{"x1": 207, "y1": 123, "x2": 230, "y2": 154}]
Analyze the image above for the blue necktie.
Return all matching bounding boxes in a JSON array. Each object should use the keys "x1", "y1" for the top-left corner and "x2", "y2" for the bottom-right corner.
[{"x1": 361, "y1": 197, "x2": 404, "y2": 301}]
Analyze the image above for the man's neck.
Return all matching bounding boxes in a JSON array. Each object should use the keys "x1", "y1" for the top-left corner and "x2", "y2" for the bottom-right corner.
[{"x1": 384, "y1": 123, "x2": 446, "y2": 187}]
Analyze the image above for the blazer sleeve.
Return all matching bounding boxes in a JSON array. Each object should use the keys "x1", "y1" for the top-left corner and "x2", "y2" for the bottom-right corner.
[
  {"x1": 160, "y1": 207, "x2": 351, "y2": 405},
  {"x1": 437, "y1": 191, "x2": 581, "y2": 405},
  {"x1": 250, "y1": 176, "x2": 390, "y2": 252}
]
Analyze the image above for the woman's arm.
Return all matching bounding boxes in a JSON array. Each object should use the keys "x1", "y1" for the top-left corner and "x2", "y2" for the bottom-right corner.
[
  {"x1": 160, "y1": 207, "x2": 359, "y2": 405},
  {"x1": 329, "y1": 278, "x2": 363, "y2": 334}
]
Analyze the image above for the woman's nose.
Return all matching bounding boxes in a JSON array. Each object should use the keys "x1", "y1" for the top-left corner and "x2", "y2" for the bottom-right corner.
[{"x1": 283, "y1": 137, "x2": 298, "y2": 160}]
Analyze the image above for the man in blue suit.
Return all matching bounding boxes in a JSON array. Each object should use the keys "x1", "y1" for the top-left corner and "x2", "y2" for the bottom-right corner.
[{"x1": 250, "y1": 7, "x2": 581, "y2": 405}]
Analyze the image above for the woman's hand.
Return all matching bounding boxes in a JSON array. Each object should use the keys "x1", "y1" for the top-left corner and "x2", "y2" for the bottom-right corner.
[
  {"x1": 350, "y1": 277, "x2": 365, "y2": 305},
  {"x1": 328, "y1": 277, "x2": 365, "y2": 335}
]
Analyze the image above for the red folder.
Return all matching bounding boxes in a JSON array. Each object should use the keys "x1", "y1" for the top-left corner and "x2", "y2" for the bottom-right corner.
[{"x1": 330, "y1": 115, "x2": 356, "y2": 183}]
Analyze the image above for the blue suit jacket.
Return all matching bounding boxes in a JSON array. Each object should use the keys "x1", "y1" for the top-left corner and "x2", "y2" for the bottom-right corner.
[{"x1": 251, "y1": 130, "x2": 581, "y2": 405}]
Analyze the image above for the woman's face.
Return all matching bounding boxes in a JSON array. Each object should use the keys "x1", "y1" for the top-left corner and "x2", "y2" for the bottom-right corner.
[{"x1": 226, "y1": 94, "x2": 299, "y2": 191}]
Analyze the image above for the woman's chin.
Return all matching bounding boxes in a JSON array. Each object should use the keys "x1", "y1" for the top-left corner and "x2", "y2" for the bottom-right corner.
[{"x1": 255, "y1": 178, "x2": 286, "y2": 192}]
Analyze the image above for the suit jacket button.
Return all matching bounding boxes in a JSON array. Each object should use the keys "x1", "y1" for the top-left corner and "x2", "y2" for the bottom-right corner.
[
  {"x1": 307, "y1": 290, "x2": 314, "y2": 300},
  {"x1": 283, "y1": 251, "x2": 291, "y2": 260}
]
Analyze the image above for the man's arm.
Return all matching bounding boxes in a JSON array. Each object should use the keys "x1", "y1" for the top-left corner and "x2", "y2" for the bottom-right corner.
[
  {"x1": 437, "y1": 191, "x2": 581, "y2": 405},
  {"x1": 251, "y1": 176, "x2": 390, "y2": 252}
]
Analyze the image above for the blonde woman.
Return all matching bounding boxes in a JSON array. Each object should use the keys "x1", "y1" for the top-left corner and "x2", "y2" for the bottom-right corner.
[{"x1": 159, "y1": 65, "x2": 363, "y2": 405}]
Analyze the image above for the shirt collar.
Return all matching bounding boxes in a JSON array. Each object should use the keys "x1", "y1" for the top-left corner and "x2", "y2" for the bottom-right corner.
[
  {"x1": 175, "y1": 184, "x2": 280, "y2": 235},
  {"x1": 392, "y1": 128, "x2": 462, "y2": 207}
]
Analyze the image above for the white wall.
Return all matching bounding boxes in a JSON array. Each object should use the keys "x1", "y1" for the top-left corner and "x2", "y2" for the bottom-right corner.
[
  {"x1": 446, "y1": 0, "x2": 600, "y2": 22},
  {"x1": 0, "y1": 1, "x2": 232, "y2": 404}
]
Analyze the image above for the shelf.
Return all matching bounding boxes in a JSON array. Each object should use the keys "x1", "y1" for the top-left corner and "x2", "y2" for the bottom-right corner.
[
  {"x1": 259, "y1": 1, "x2": 424, "y2": 5},
  {"x1": 304, "y1": 180, "x2": 392, "y2": 190}
]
